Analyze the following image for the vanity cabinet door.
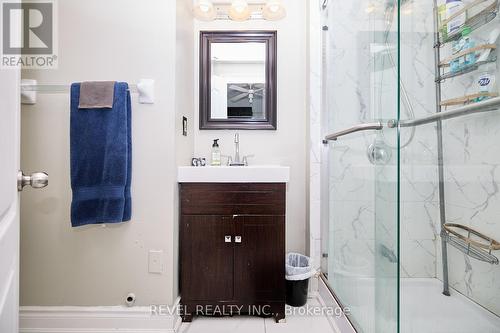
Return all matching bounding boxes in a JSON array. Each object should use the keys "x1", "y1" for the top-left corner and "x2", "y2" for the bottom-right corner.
[
  {"x1": 233, "y1": 215, "x2": 285, "y2": 302},
  {"x1": 181, "y1": 215, "x2": 234, "y2": 301}
]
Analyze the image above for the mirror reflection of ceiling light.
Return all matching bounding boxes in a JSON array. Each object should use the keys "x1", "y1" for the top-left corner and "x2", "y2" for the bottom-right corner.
[
  {"x1": 193, "y1": 0, "x2": 216, "y2": 21},
  {"x1": 229, "y1": 0, "x2": 251, "y2": 21},
  {"x1": 193, "y1": 0, "x2": 287, "y2": 21},
  {"x1": 262, "y1": 0, "x2": 286, "y2": 20}
]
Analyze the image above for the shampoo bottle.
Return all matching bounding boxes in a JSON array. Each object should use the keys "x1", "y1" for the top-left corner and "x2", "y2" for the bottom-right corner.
[
  {"x1": 446, "y1": 0, "x2": 466, "y2": 36},
  {"x1": 211, "y1": 139, "x2": 221, "y2": 166},
  {"x1": 461, "y1": 26, "x2": 476, "y2": 68},
  {"x1": 475, "y1": 63, "x2": 497, "y2": 102}
]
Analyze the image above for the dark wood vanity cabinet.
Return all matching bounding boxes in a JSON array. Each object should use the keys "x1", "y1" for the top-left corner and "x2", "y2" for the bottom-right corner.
[{"x1": 179, "y1": 183, "x2": 286, "y2": 322}]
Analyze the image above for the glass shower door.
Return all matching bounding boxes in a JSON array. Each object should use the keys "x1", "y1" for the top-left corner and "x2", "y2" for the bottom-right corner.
[{"x1": 322, "y1": 0, "x2": 400, "y2": 332}]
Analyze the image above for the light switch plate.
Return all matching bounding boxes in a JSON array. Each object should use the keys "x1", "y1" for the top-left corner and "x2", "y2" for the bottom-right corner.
[{"x1": 148, "y1": 250, "x2": 163, "y2": 274}]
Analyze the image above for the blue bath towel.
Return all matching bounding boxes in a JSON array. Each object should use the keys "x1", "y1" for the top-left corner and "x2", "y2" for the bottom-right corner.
[{"x1": 70, "y1": 82, "x2": 132, "y2": 227}]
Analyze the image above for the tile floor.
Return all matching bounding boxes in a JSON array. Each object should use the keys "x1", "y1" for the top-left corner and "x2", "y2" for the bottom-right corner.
[{"x1": 177, "y1": 297, "x2": 337, "y2": 333}]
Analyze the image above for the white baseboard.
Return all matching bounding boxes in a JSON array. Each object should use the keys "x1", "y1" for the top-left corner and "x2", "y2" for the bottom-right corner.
[{"x1": 19, "y1": 298, "x2": 182, "y2": 333}]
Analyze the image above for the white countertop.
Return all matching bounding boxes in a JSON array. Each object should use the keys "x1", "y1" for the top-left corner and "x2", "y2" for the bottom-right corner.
[{"x1": 178, "y1": 166, "x2": 290, "y2": 183}]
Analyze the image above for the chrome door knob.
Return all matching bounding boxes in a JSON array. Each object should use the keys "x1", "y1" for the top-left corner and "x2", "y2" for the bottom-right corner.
[{"x1": 17, "y1": 171, "x2": 49, "y2": 191}]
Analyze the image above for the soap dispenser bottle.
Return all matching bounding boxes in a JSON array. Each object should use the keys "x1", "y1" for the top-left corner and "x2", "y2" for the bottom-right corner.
[{"x1": 211, "y1": 139, "x2": 221, "y2": 166}]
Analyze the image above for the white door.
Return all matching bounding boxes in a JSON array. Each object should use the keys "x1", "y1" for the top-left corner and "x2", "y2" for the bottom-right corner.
[
  {"x1": 0, "y1": 70, "x2": 49, "y2": 332},
  {"x1": 0, "y1": 69, "x2": 21, "y2": 332}
]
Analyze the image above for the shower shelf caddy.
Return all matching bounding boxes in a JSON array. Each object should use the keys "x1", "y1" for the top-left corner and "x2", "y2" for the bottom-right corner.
[
  {"x1": 438, "y1": 0, "x2": 499, "y2": 45},
  {"x1": 436, "y1": 0, "x2": 499, "y2": 84},
  {"x1": 443, "y1": 224, "x2": 500, "y2": 264},
  {"x1": 440, "y1": 92, "x2": 499, "y2": 106},
  {"x1": 433, "y1": 0, "x2": 500, "y2": 293},
  {"x1": 437, "y1": 44, "x2": 497, "y2": 81}
]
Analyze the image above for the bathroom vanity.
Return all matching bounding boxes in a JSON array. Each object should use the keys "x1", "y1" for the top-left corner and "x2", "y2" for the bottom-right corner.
[{"x1": 178, "y1": 166, "x2": 289, "y2": 322}]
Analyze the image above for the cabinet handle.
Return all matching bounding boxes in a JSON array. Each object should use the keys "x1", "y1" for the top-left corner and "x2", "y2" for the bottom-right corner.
[
  {"x1": 235, "y1": 236, "x2": 242, "y2": 243},
  {"x1": 225, "y1": 235, "x2": 232, "y2": 243}
]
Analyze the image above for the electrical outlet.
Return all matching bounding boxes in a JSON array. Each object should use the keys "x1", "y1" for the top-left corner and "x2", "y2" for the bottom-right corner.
[{"x1": 148, "y1": 250, "x2": 163, "y2": 274}]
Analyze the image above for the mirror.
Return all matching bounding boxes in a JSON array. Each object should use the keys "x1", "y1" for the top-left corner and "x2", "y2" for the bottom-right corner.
[
  {"x1": 211, "y1": 43, "x2": 266, "y2": 121},
  {"x1": 200, "y1": 31, "x2": 277, "y2": 130}
]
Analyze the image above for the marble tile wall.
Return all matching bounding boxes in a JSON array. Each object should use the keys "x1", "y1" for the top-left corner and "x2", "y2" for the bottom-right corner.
[{"x1": 399, "y1": 2, "x2": 440, "y2": 278}]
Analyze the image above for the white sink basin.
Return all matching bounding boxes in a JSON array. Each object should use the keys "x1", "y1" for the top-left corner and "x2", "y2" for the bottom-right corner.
[{"x1": 178, "y1": 166, "x2": 290, "y2": 183}]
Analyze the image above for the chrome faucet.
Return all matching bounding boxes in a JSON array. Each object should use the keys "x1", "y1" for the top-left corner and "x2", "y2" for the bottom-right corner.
[
  {"x1": 227, "y1": 133, "x2": 253, "y2": 166},
  {"x1": 234, "y1": 133, "x2": 241, "y2": 165}
]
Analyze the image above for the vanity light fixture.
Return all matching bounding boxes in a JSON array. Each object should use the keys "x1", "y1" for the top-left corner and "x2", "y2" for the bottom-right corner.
[
  {"x1": 228, "y1": 0, "x2": 251, "y2": 21},
  {"x1": 193, "y1": 0, "x2": 216, "y2": 21},
  {"x1": 192, "y1": 0, "x2": 286, "y2": 21},
  {"x1": 262, "y1": 0, "x2": 286, "y2": 20}
]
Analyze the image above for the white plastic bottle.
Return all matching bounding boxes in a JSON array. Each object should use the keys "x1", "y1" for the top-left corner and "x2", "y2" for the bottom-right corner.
[
  {"x1": 446, "y1": 0, "x2": 466, "y2": 36},
  {"x1": 475, "y1": 63, "x2": 497, "y2": 102}
]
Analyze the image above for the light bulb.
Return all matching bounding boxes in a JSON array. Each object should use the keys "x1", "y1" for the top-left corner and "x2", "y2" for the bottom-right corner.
[
  {"x1": 263, "y1": 0, "x2": 286, "y2": 21},
  {"x1": 194, "y1": 0, "x2": 216, "y2": 21},
  {"x1": 229, "y1": 0, "x2": 251, "y2": 21}
]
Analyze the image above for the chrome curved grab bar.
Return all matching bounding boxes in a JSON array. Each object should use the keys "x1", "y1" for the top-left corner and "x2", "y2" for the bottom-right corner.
[{"x1": 323, "y1": 122, "x2": 383, "y2": 143}]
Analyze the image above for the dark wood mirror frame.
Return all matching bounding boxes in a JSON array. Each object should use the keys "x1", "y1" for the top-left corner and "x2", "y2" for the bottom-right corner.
[{"x1": 199, "y1": 31, "x2": 277, "y2": 130}]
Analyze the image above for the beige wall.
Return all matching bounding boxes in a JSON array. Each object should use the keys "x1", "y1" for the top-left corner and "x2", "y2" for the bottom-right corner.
[
  {"x1": 173, "y1": 0, "x2": 195, "y2": 301},
  {"x1": 193, "y1": 0, "x2": 308, "y2": 253},
  {"x1": 20, "y1": 0, "x2": 191, "y2": 306}
]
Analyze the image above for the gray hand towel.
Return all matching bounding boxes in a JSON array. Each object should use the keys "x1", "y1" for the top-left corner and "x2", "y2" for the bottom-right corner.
[{"x1": 78, "y1": 81, "x2": 116, "y2": 109}]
